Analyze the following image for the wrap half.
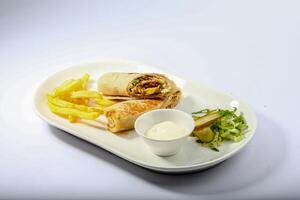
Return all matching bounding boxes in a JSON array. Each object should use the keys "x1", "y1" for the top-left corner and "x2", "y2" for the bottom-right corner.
[
  {"x1": 104, "y1": 91, "x2": 181, "y2": 133},
  {"x1": 98, "y1": 72, "x2": 178, "y2": 99},
  {"x1": 104, "y1": 99, "x2": 163, "y2": 133}
]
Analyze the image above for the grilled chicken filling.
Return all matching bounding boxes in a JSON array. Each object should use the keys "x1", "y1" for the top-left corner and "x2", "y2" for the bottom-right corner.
[{"x1": 128, "y1": 76, "x2": 169, "y2": 98}]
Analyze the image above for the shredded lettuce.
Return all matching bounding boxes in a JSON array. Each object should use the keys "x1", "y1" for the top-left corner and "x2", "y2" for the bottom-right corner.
[
  {"x1": 192, "y1": 107, "x2": 248, "y2": 151},
  {"x1": 131, "y1": 79, "x2": 140, "y2": 86}
]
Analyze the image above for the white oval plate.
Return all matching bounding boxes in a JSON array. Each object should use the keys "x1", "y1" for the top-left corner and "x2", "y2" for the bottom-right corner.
[{"x1": 34, "y1": 60, "x2": 257, "y2": 173}]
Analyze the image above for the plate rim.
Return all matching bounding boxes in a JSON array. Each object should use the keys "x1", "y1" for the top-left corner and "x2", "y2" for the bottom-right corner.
[{"x1": 33, "y1": 59, "x2": 257, "y2": 172}]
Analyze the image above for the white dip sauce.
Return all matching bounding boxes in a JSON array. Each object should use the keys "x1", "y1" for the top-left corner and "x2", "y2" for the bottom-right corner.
[{"x1": 146, "y1": 121, "x2": 186, "y2": 140}]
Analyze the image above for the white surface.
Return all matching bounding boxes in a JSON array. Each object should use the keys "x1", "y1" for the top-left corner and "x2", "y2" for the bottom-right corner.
[
  {"x1": 0, "y1": 0, "x2": 299, "y2": 199},
  {"x1": 34, "y1": 61, "x2": 256, "y2": 172}
]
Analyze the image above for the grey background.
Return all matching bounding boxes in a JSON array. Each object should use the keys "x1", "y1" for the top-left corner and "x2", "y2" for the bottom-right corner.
[{"x1": 0, "y1": 0, "x2": 299, "y2": 199}]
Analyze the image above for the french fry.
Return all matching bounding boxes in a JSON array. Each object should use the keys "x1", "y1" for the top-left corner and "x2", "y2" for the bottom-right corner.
[
  {"x1": 68, "y1": 115, "x2": 78, "y2": 123},
  {"x1": 60, "y1": 79, "x2": 74, "y2": 88},
  {"x1": 52, "y1": 80, "x2": 74, "y2": 97},
  {"x1": 56, "y1": 113, "x2": 69, "y2": 119},
  {"x1": 71, "y1": 98, "x2": 87, "y2": 105},
  {"x1": 53, "y1": 79, "x2": 82, "y2": 97},
  {"x1": 87, "y1": 106, "x2": 105, "y2": 113},
  {"x1": 82, "y1": 99, "x2": 89, "y2": 105},
  {"x1": 51, "y1": 79, "x2": 74, "y2": 96},
  {"x1": 46, "y1": 73, "x2": 108, "y2": 123},
  {"x1": 81, "y1": 74, "x2": 90, "y2": 89},
  {"x1": 71, "y1": 90, "x2": 102, "y2": 99},
  {"x1": 48, "y1": 95, "x2": 103, "y2": 113},
  {"x1": 47, "y1": 95, "x2": 89, "y2": 111},
  {"x1": 65, "y1": 97, "x2": 87, "y2": 105},
  {"x1": 94, "y1": 98, "x2": 116, "y2": 107},
  {"x1": 48, "y1": 102, "x2": 100, "y2": 119}
]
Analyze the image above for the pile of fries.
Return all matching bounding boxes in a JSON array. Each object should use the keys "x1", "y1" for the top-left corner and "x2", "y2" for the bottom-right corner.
[{"x1": 47, "y1": 74, "x2": 115, "y2": 123}]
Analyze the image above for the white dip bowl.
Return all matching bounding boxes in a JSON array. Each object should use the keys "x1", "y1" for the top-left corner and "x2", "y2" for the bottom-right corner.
[{"x1": 134, "y1": 109, "x2": 195, "y2": 157}]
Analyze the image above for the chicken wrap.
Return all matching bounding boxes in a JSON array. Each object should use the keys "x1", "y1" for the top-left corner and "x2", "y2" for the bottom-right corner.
[
  {"x1": 98, "y1": 72, "x2": 178, "y2": 99},
  {"x1": 104, "y1": 90, "x2": 181, "y2": 133}
]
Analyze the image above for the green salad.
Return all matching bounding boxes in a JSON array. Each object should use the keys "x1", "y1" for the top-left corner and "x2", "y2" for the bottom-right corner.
[{"x1": 192, "y1": 108, "x2": 248, "y2": 151}]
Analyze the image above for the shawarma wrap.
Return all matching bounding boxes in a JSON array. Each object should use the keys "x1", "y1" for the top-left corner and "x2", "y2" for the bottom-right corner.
[
  {"x1": 104, "y1": 90, "x2": 181, "y2": 133},
  {"x1": 98, "y1": 72, "x2": 178, "y2": 99}
]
